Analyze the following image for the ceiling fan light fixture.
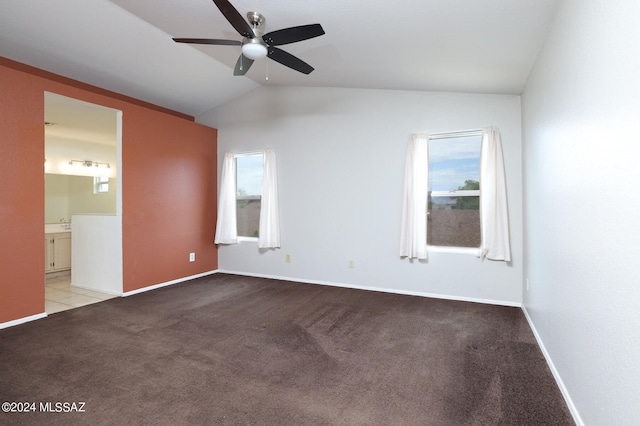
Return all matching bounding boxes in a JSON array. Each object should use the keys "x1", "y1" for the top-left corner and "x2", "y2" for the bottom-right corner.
[{"x1": 241, "y1": 42, "x2": 268, "y2": 60}]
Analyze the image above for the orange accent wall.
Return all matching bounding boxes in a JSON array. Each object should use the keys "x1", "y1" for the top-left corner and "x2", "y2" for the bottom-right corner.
[
  {"x1": 122, "y1": 108, "x2": 218, "y2": 291},
  {"x1": 0, "y1": 57, "x2": 218, "y2": 324}
]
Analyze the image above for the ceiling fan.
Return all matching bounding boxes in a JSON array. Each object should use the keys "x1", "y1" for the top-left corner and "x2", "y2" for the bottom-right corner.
[{"x1": 173, "y1": 0, "x2": 325, "y2": 76}]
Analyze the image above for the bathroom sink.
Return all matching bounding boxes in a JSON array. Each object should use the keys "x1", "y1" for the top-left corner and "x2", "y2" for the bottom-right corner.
[{"x1": 45, "y1": 224, "x2": 72, "y2": 233}]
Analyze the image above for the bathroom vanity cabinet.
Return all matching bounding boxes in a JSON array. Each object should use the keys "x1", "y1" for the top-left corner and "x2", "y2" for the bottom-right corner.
[{"x1": 45, "y1": 232, "x2": 71, "y2": 273}]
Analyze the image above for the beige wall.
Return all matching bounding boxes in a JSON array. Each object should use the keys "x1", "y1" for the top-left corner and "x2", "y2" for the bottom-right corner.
[
  {"x1": 44, "y1": 174, "x2": 70, "y2": 223},
  {"x1": 68, "y1": 175, "x2": 116, "y2": 216},
  {"x1": 45, "y1": 174, "x2": 116, "y2": 222}
]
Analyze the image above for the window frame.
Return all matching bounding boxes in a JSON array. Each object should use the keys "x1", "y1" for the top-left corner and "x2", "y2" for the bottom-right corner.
[
  {"x1": 93, "y1": 176, "x2": 109, "y2": 194},
  {"x1": 426, "y1": 130, "x2": 482, "y2": 253}
]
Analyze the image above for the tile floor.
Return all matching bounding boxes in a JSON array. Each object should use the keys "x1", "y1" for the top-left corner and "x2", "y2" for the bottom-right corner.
[{"x1": 45, "y1": 274, "x2": 117, "y2": 314}]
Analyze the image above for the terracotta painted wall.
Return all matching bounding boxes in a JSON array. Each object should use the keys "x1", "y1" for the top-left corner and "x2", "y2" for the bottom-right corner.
[
  {"x1": 0, "y1": 61, "x2": 45, "y2": 323},
  {"x1": 122, "y1": 108, "x2": 218, "y2": 291},
  {"x1": 0, "y1": 58, "x2": 218, "y2": 324}
]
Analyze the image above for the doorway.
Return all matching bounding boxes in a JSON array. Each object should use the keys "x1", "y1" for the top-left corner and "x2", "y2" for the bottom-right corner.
[{"x1": 44, "y1": 92, "x2": 123, "y2": 313}]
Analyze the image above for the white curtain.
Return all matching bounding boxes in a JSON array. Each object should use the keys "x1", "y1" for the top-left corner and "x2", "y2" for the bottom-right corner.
[
  {"x1": 478, "y1": 127, "x2": 511, "y2": 261},
  {"x1": 399, "y1": 134, "x2": 429, "y2": 259},
  {"x1": 258, "y1": 149, "x2": 280, "y2": 248},
  {"x1": 214, "y1": 152, "x2": 238, "y2": 245}
]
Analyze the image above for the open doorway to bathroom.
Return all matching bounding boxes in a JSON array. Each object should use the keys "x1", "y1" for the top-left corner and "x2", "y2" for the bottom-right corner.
[{"x1": 44, "y1": 92, "x2": 123, "y2": 313}]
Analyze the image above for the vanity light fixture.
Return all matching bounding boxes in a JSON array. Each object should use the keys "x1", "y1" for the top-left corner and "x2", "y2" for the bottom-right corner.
[{"x1": 68, "y1": 159, "x2": 111, "y2": 168}]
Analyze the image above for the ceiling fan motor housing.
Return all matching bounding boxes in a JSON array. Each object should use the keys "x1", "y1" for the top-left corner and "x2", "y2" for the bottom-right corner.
[
  {"x1": 246, "y1": 12, "x2": 265, "y2": 28},
  {"x1": 241, "y1": 12, "x2": 268, "y2": 59}
]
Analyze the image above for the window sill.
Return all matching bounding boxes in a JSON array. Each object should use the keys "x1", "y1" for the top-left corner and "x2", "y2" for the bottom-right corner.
[
  {"x1": 427, "y1": 245, "x2": 479, "y2": 255},
  {"x1": 237, "y1": 236, "x2": 258, "y2": 243}
]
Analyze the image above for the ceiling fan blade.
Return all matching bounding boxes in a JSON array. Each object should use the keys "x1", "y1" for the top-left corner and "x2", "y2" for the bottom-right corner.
[
  {"x1": 263, "y1": 24, "x2": 325, "y2": 46},
  {"x1": 233, "y1": 54, "x2": 254, "y2": 76},
  {"x1": 173, "y1": 38, "x2": 241, "y2": 46},
  {"x1": 267, "y1": 47, "x2": 314, "y2": 74},
  {"x1": 212, "y1": 0, "x2": 254, "y2": 38}
]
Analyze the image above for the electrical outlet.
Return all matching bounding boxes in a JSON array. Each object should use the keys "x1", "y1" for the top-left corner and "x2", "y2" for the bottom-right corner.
[
  {"x1": 189, "y1": 252, "x2": 195, "y2": 262},
  {"x1": 286, "y1": 254, "x2": 291, "y2": 263},
  {"x1": 348, "y1": 260, "x2": 355, "y2": 268}
]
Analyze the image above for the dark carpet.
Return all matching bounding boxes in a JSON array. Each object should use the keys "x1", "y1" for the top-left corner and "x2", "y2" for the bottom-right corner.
[{"x1": 0, "y1": 274, "x2": 574, "y2": 425}]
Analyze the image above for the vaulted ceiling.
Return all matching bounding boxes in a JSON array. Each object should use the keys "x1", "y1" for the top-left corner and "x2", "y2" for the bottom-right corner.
[{"x1": 1, "y1": 0, "x2": 559, "y2": 117}]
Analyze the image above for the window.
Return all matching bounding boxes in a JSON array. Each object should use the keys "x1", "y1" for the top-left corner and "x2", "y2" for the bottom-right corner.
[
  {"x1": 428, "y1": 133, "x2": 482, "y2": 248},
  {"x1": 401, "y1": 127, "x2": 510, "y2": 260},
  {"x1": 235, "y1": 153, "x2": 263, "y2": 238},
  {"x1": 215, "y1": 149, "x2": 280, "y2": 247},
  {"x1": 93, "y1": 176, "x2": 109, "y2": 193}
]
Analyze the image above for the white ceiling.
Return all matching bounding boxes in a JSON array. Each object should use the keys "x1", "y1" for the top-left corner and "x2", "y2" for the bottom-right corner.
[
  {"x1": 1, "y1": 0, "x2": 559, "y2": 118},
  {"x1": 45, "y1": 92, "x2": 119, "y2": 146}
]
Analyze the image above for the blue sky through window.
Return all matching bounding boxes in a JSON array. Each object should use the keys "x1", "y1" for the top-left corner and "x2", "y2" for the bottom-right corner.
[
  {"x1": 236, "y1": 154, "x2": 263, "y2": 196},
  {"x1": 428, "y1": 135, "x2": 481, "y2": 191}
]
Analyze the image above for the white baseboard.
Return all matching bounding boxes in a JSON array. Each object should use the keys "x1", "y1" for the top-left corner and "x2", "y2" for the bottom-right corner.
[
  {"x1": 0, "y1": 270, "x2": 519, "y2": 328},
  {"x1": 215, "y1": 269, "x2": 522, "y2": 308},
  {"x1": 122, "y1": 269, "x2": 219, "y2": 297},
  {"x1": 0, "y1": 312, "x2": 47, "y2": 330},
  {"x1": 70, "y1": 283, "x2": 122, "y2": 297},
  {"x1": 0, "y1": 270, "x2": 220, "y2": 329},
  {"x1": 521, "y1": 305, "x2": 584, "y2": 426}
]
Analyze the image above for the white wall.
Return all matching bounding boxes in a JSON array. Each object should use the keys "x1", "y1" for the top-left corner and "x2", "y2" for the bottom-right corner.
[
  {"x1": 71, "y1": 214, "x2": 122, "y2": 295},
  {"x1": 521, "y1": 0, "x2": 640, "y2": 424},
  {"x1": 199, "y1": 86, "x2": 523, "y2": 305}
]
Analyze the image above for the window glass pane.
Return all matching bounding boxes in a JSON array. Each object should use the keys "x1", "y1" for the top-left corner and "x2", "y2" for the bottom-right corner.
[
  {"x1": 93, "y1": 176, "x2": 109, "y2": 193},
  {"x1": 428, "y1": 196, "x2": 480, "y2": 247},
  {"x1": 237, "y1": 199, "x2": 261, "y2": 238},
  {"x1": 428, "y1": 135, "x2": 482, "y2": 248},
  {"x1": 428, "y1": 136, "x2": 481, "y2": 191},
  {"x1": 236, "y1": 155, "x2": 263, "y2": 197},
  {"x1": 236, "y1": 154, "x2": 263, "y2": 238}
]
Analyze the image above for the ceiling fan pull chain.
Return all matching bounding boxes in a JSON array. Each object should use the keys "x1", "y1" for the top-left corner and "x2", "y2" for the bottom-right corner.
[{"x1": 266, "y1": 59, "x2": 269, "y2": 81}]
